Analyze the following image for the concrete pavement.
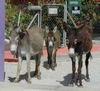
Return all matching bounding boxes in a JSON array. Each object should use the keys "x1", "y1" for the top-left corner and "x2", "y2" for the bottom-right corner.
[
  {"x1": 0, "y1": 82, "x2": 100, "y2": 91},
  {"x1": 1, "y1": 51, "x2": 100, "y2": 91}
]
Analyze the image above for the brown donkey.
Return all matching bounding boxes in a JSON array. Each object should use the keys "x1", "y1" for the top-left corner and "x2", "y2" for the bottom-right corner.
[
  {"x1": 6, "y1": 24, "x2": 43, "y2": 83},
  {"x1": 45, "y1": 26, "x2": 60, "y2": 70},
  {"x1": 63, "y1": 22, "x2": 93, "y2": 87}
]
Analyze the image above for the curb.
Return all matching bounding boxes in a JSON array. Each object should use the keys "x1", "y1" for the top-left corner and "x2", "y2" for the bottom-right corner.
[{"x1": 4, "y1": 45, "x2": 100, "y2": 62}]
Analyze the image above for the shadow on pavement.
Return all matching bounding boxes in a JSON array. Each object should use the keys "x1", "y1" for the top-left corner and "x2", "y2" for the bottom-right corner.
[
  {"x1": 43, "y1": 61, "x2": 48, "y2": 69},
  {"x1": 8, "y1": 71, "x2": 35, "y2": 83},
  {"x1": 58, "y1": 73, "x2": 85, "y2": 86}
]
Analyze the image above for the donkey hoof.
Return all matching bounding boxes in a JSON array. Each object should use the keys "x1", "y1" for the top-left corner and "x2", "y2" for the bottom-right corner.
[
  {"x1": 27, "y1": 78, "x2": 31, "y2": 84},
  {"x1": 54, "y1": 63, "x2": 57, "y2": 67},
  {"x1": 51, "y1": 67, "x2": 55, "y2": 71},
  {"x1": 85, "y1": 78, "x2": 90, "y2": 82},
  {"x1": 78, "y1": 84, "x2": 83, "y2": 87},
  {"x1": 14, "y1": 79, "x2": 19, "y2": 83},
  {"x1": 27, "y1": 81, "x2": 31, "y2": 84},
  {"x1": 68, "y1": 83, "x2": 74, "y2": 87},
  {"x1": 51, "y1": 65, "x2": 55, "y2": 70},
  {"x1": 37, "y1": 76, "x2": 41, "y2": 80},
  {"x1": 46, "y1": 64, "x2": 50, "y2": 70},
  {"x1": 76, "y1": 82, "x2": 83, "y2": 87},
  {"x1": 46, "y1": 66, "x2": 50, "y2": 70}
]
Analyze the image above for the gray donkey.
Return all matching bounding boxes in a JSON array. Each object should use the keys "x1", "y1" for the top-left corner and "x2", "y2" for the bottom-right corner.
[
  {"x1": 45, "y1": 26, "x2": 60, "y2": 70},
  {"x1": 6, "y1": 24, "x2": 43, "y2": 83}
]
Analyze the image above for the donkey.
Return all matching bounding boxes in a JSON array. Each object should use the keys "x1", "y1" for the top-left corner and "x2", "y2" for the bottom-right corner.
[
  {"x1": 6, "y1": 24, "x2": 43, "y2": 83},
  {"x1": 45, "y1": 26, "x2": 60, "y2": 70},
  {"x1": 63, "y1": 22, "x2": 93, "y2": 87}
]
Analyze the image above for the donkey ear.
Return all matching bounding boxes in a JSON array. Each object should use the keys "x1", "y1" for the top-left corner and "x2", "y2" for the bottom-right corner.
[
  {"x1": 18, "y1": 32, "x2": 25, "y2": 39},
  {"x1": 9, "y1": 26, "x2": 13, "y2": 32},
  {"x1": 16, "y1": 23, "x2": 24, "y2": 32},
  {"x1": 16, "y1": 26, "x2": 21, "y2": 32},
  {"x1": 45, "y1": 26, "x2": 49, "y2": 33},
  {"x1": 53, "y1": 26, "x2": 57, "y2": 33},
  {"x1": 5, "y1": 36, "x2": 10, "y2": 43},
  {"x1": 8, "y1": 22, "x2": 13, "y2": 32}
]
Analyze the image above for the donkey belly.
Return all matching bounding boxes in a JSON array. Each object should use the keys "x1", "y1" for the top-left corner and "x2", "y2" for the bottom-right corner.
[{"x1": 20, "y1": 49, "x2": 39, "y2": 57}]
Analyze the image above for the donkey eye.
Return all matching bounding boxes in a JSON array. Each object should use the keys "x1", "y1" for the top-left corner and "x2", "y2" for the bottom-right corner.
[
  {"x1": 66, "y1": 39, "x2": 69, "y2": 44},
  {"x1": 15, "y1": 37, "x2": 19, "y2": 41},
  {"x1": 8, "y1": 37, "x2": 11, "y2": 40},
  {"x1": 74, "y1": 39, "x2": 77, "y2": 44},
  {"x1": 52, "y1": 37, "x2": 54, "y2": 40},
  {"x1": 54, "y1": 37, "x2": 56, "y2": 41},
  {"x1": 48, "y1": 37, "x2": 50, "y2": 40}
]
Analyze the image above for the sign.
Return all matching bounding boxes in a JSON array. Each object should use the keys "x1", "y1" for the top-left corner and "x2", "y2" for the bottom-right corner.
[
  {"x1": 48, "y1": 6, "x2": 58, "y2": 16},
  {"x1": 69, "y1": 1, "x2": 78, "y2": 4},
  {"x1": 68, "y1": 0, "x2": 81, "y2": 14},
  {"x1": 72, "y1": 6, "x2": 80, "y2": 14}
]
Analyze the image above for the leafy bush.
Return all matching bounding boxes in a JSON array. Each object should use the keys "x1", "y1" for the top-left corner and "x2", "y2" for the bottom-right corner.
[
  {"x1": 5, "y1": 0, "x2": 34, "y2": 35},
  {"x1": 5, "y1": 0, "x2": 100, "y2": 37}
]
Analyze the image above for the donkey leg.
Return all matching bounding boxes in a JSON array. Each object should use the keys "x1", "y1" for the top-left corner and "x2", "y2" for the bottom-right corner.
[
  {"x1": 54, "y1": 52, "x2": 57, "y2": 67},
  {"x1": 46, "y1": 54, "x2": 51, "y2": 69},
  {"x1": 34, "y1": 54, "x2": 41, "y2": 80},
  {"x1": 51, "y1": 49, "x2": 56, "y2": 70},
  {"x1": 14, "y1": 57, "x2": 22, "y2": 82},
  {"x1": 26, "y1": 55, "x2": 31, "y2": 84},
  {"x1": 85, "y1": 52, "x2": 90, "y2": 82},
  {"x1": 69, "y1": 59, "x2": 76, "y2": 86},
  {"x1": 77, "y1": 56, "x2": 83, "y2": 87},
  {"x1": 76, "y1": 60, "x2": 83, "y2": 83}
]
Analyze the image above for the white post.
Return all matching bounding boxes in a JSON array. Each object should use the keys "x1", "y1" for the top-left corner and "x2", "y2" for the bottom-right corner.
[
  {"x1": 26, "y1": 13, "x2": 38, "y2": 30},
  {"x1": 27, "y1": 6, "x2": 41, "y2": 28},
  {"x1": 38, "y1": 12, "x2": 40, "y2": 27},
  {"x1": 67, "y1": 11, "x2": 77, "y2": 27},
  {"x1": 63, "y1": 1, "x2": 68, "y2": 47},
  {"x1": 53, "y1": 0, "x2": 56, "y2": 4},
  {"x1": 17, "y1": 9, "x2": 22, "y2": 26}
]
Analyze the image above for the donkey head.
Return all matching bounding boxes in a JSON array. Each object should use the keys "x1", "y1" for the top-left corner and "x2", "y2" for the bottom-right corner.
[
  {"x1": 63, "y1": 22, "x2": 82, "y2": 58},
  {"x1": 6, "y1": 23, "x2": 25, "y2": 55},
  {"x1": 45, "y1": 26, "x2": 57, "y2": 49}
]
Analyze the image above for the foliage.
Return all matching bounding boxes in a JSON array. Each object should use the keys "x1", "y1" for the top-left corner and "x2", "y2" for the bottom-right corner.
[
  {"x1": 82, "y1": 0, "x2": 100, "y2": 35},
  {"x1": 5, "y1": 0, "x2": 34, "y2": 35},
  {"x1": 66, "y1": 0, "x2": 100, "y2": 37},
  {"x1": 5, "y1": 0, "x2": 100, "y2": 37}
]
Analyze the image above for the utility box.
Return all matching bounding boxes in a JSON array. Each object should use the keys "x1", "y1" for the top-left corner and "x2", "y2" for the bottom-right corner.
[{"x1": 68, "y1": 0, "x2": 82, "y2": 14}]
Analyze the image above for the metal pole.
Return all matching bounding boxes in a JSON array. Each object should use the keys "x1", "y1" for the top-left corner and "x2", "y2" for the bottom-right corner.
[
  {"x1": 63, "y1": 3, "x2": 67, "y2": 47},
  {"x1": 67, "y1": 11, "x2": 77, "y2": 27},
  {"x1": 17, "y1": 9, "x2": 21, "y2": 26},
  {"x1": 38, "y1": 12, "x2": 39, "y2": 27},
  {"x1": 26, "y1": 13, "x2": 38, "y2": 30},
  {"x1": 53, "y1": 0, "x2": 56, "y2": 4},
  {"x1": 39, "y1": 8, "x2": 42, "y2": 28},
  {"x1": 38, "y1": 0, "x2": 40, "y2": 5}
]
